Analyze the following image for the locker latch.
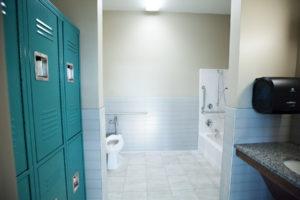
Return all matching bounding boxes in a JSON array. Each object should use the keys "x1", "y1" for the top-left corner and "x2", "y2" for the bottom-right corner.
[
  {"x1": 67, "y1": 63, "x2": 74, "y2": 83},
  {"x1": 73, "y1": 171, "x2": 79, "y2": 193},
  {"x1": 34, "y1": 51, "x2": 49, "y2": 81}
]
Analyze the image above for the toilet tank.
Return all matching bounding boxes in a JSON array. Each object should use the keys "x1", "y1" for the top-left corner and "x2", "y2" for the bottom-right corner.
[{"x1": 252, "y1": 77, "x2": 300, "y2": 114}]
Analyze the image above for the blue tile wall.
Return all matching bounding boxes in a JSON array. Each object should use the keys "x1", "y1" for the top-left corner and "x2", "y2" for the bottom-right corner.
[
  {"x1": 220, "y1": 107, "x2": 292, "y2": 200},
  {"x1": 104, "y1": 97, "x2": 199, "y2": 151},
  {"x1": 82, "y1": 108, "x2": 106, "y2": 200}
]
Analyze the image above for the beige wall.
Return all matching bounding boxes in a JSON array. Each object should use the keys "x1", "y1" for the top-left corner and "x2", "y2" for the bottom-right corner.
[
  {"x1": 296, "y1": 41, "x2": 300, "y2": 76},
  {"x1": 227, "y1": 0, "x2": 300, "y2": 108},
  {"x1": 103, "y1": 11, "x2": 230, "y2": 98},
  {"x1": 51, "y1": 0, "x2": 104, "y2": 108},
  {"x1": 98, "y1": 0, "x2": 104, "y2": 107},
  {"x1": 0, "y1": 15, "x2": 18, "y2": 200}
]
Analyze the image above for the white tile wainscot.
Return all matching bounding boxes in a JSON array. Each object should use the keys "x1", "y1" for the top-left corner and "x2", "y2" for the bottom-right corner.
[
  {"x1": 220, "y1": 107, "x2": 291, "y2": 200},
  {"x1": 82, "y1": 108, "x2": 107, "y2": 200},
  {"x1": 104, "y1": 98, "x2": 199, "y2": 151}
]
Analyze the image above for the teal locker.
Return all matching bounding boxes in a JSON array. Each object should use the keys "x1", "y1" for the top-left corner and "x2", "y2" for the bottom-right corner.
[
  {"x1": 17, "y1": 176, "x2": 31, "y2": 200},
  {"x1": 66, "y1": 134, "x2": 86, "y2": 200},
  {"x1": 27, "y1": 0, "x2": 64, "y2": 161},
  {"x1": 38, "y1": 150, "x2": 67, "y2": 200},
  {"x1": 64, "y1": 21, "x2": 82, "y2": 140},
  {"x1": 3, "y1": 0, "x2": 28, "y2": 175},
  {"x1": 4, "y1": 0, "x2": 86, "y2": 199}
]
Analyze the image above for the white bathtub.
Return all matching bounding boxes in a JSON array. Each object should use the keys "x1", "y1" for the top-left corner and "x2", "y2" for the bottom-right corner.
[{"x1": 198, "y1": 132, "x2": 223, "y2": 172}]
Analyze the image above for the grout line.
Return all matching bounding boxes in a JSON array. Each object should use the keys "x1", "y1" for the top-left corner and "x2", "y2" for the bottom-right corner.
[{"x1": 108, "y1": 151, "x2": 220, "y2": 200}]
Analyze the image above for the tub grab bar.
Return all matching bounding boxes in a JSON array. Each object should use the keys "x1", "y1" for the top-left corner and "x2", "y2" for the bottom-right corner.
[{"x1": 201, "y1": 85, "x2": 225, "y2": 114}]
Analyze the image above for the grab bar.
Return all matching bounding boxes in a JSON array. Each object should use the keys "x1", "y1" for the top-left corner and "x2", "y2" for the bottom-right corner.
[
  {"x1": 201, "y1": 85, "x2": 206, "y2": 114},
  {"x1": 203, "y1": 111, "x2": 225, "y2": 114},
  {"x1": 201, "y1": 85, "x2": 225, "y2": 114},
  {"x1": 105, "y1": 112, "x2": 148, "y2": 115}
]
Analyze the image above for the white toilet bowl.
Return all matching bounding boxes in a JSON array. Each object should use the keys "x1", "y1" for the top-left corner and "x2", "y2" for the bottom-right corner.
[{"x1": 106, "y1": 134, "x2": 124, "y2": 170}]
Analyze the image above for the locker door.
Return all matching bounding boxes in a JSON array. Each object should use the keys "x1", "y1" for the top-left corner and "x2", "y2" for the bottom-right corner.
[
  {"x1": 17, "y1": 176, "x2": 31, "y2": 200},
  {"x1": 66, "y1": 134, "x2": 86, "y2": 200},
  {"x1": 38, "y1": 150, "x2": 67, "y2": 200},
  {"x1": 64, "y1": 22, "x2": 81, "y2": 139},
  {"x1": 27, "y1": 0, "x2": 63, "y2": 161},
  {"x1": 3, "y1": 0, "x2": 28, "y2": 175}
]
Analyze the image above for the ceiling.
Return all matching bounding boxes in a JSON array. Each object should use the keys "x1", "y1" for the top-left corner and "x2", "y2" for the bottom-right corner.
[{"x1": 103, "y1": 0, "x2": 231, "y2": 15}]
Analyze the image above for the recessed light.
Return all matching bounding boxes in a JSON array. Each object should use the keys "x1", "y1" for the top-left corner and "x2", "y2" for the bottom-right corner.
[{"x1": 145, "y1": 0, "x2": 162, "y2": 12}]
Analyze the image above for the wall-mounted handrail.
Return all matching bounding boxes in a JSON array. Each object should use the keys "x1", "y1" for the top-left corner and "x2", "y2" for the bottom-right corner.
[
  {"x1": 201, "y1": 85, "x2": 206, "y2": 114},
  {"x1": 201, "y1": 85, "x2": 225, "y2": 114},
  {"x1": 202, "y1": 111, "x2": 225, "y2": 114},
  {"x1": 105, "y1": 112, "x2": 148, "y2": 115}
]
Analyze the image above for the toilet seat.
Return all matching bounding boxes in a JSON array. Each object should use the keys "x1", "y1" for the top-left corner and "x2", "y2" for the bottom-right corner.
[{"x1": 106, "y1": 134, "x2": 124, "y2": 154}]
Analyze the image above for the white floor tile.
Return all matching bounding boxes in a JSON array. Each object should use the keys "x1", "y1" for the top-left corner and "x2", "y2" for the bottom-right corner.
[
  {"x1": 162, "y1": 156, "x2": 179, "y2": 165},
  {"x1": 172, "y1": 189, "x2": 199, "y2": 200},
  {"x1": 107, "y1": 177, "x2": 125, "y2": 193},
  {"x1": 128, "y1": 156, "x2": 146, "y2": 165},
  {"x1": 178, "y1": 155, "x2": 198, "y2": 164},
  {"x1": 107, "y1": 151, "x2": 221, "y2": 200},
  {"x1": 148, "y1": 191, "x2": 174, "y2": 200},
  {"x1": 124, "y1": 177, "x2": 147, "y2": 192},
  {"x1": 126, "y1": 164, "x2": 146, "y2": 177},
  {"x1": 146, "y1": 155, "x2": 163, "y2": 167},
  {"x1": 147, "y1": 177, "x2": 170, "y2": 192},
  {"x1": 107, "y1": 192, "x2": 122, "y2": 200},
  {"x1": 209, "y1": 175, "x2": 221, "y2": 187},
  {"x1": 195, "y1": 188, "x2": 220, "y2": 200},
  {"x1": 107, "y1": 166, "x2": 127, "y2": 177},
  {"x1": 187, "y1": 174, "x2": 215, "y2": 189},
  {"x1": 165, "y1": 164, "x2": 186, "y2": 176},
  {"x1": 168, "y1": 176, "x2": 193, "y2": 191},
  {"x1": 146, "y1": 166, "x2": 166, "y2": 178},
  {"x1": 122, "y1": 192, "x2": 147, "y2": 200}
]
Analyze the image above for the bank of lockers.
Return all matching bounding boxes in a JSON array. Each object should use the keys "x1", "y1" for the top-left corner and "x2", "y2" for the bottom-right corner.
[{"x1": 3, "y1": 0, "x2": 86, "y2": 199}]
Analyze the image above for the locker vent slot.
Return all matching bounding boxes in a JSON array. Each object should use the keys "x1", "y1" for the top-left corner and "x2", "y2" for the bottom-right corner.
[
  {"x1": 34, "y1": 51, "x2": 49, "y2": 81},
  {"x1": 41, "y1": 108, "x2": 59, "y2": 140},
  {"x1": 68, "y1": 106, "x2": 80, "y2": 123},
  {"x1": 67, "y1": 40, "x2": 78, "y2": 53},
  {"x1": 36, "y1": 18, "x2": 54, "y2": 41},
  {"x1": 72, "y1": 171, "x2": 79, "y2": 194},
  {"x1": 11, "y1": 118, "x2": 18, "y2": 151},
  {"x1": 67, "y1": 63, "x2": 74, "y2": 83}
]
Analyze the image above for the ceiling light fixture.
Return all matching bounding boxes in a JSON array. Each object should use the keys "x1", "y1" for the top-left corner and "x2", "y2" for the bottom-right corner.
[{"x1": 145, "y1": 0, "x2": 162, "y2": 12}]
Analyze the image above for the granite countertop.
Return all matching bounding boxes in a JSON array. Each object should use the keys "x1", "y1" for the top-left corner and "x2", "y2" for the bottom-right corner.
[{"x1": 235, "y1": 143, "x2": 300, "y2": 188}]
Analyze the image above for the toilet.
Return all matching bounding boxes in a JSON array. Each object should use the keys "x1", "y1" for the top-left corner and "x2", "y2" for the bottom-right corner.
[{"x1": 106, "y1": 134, "x2": 124, "y2": 170}]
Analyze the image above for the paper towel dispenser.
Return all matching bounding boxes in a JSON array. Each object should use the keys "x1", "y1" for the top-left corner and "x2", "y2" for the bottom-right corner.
[{"x1": 252, "y1": 77, "x2": 300, "y2": 114}]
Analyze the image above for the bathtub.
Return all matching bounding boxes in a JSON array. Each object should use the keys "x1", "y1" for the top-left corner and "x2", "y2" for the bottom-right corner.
[{"x1": 198, "y1": 132, "x2": 223, "y2": 172}]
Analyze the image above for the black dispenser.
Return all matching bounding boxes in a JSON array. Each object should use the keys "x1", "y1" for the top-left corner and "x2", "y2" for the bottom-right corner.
[{"x1": 252, "y1": 77, "x2": 300, "y2": 114}]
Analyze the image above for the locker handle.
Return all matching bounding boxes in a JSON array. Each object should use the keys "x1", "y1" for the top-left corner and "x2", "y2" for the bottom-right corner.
[
  {"x1": 73, "y1": 171, "x2": 79, "y2": 193},
  {"x1": 34, "y1": 51, "x2": 49, "y2": 81},
  {"x1": 67, "y1": 63, "x2": 74, "y2": 83}
]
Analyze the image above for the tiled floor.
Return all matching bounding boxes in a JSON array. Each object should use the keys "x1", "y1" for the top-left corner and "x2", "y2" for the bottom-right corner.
[{"x1": 107, "y1": 151, "x2": 220, "y2": 200}]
